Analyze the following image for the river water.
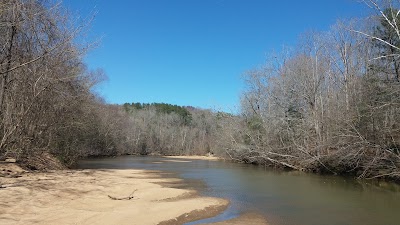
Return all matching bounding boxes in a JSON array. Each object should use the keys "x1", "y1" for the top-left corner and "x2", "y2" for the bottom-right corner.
[{"x1": 77, "y1": 156, "x2": 400, "y2": 225}]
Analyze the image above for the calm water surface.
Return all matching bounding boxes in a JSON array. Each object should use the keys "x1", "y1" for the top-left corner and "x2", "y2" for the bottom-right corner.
[{"x1": 77, "y1": 156, "x2": 400, "y2": 225}]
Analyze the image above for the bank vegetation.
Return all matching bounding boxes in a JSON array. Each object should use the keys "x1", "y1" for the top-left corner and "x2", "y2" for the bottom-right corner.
[
  {"x1": 1, "y1": 0, "x2": 400, "y2": 182},
  {"x1": 228, "y1": 0, "x2": 400, "y2": 181}
]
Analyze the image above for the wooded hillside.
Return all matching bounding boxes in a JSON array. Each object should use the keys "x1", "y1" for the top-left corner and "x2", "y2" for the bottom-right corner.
[
  {"x1": 228, "y1": 0, "x2": 400, "y2": 181},
  {"x1": 2, "y1": 0, "x2": 400, "y2": 182}
]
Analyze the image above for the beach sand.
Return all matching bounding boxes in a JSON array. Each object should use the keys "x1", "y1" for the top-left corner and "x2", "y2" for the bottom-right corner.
[{"x1": 0, "y1": 162, "x2": 268, "y2": 225}]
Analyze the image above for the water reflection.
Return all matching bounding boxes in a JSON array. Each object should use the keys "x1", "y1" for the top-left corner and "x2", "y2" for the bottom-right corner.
[{"x1": 77, "y1": 156, "x2": 400, "y2": 225}]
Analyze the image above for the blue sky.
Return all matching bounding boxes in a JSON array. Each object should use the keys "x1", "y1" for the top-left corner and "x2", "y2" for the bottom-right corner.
[{"x1": 65, "y1": 0, "x2": 366, "y2": 112}]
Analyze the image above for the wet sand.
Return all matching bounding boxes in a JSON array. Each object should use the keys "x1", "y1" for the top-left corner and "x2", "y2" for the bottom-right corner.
[
  {"x1": 0, "y1": 163, "x2": 228, "y2": 225},
  {"x1": 0, "y1": 162, "x2": 268, "y2": 225}
]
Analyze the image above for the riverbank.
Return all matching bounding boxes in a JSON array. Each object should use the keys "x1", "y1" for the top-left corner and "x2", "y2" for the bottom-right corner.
[
  {"x1": 163, "y1": 155, "x2": 221, "y2": 161},
  {"x1": 0, "y1": 163, "x2": 232, "y2": 225}
]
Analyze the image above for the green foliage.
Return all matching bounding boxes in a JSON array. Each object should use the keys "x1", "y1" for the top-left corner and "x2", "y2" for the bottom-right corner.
[
  {"x1": 123, "y1": 102, "x2": 192, "y2": 125},
  {"x1": 216, "y1": 111, "x2": 234, "y2": 119},
  {"x1": 285, "y1": 105, "x2": 303, "y2": 129},
  {"x1": 246, "y1": 116, "x2": 264, "y2": 131}
]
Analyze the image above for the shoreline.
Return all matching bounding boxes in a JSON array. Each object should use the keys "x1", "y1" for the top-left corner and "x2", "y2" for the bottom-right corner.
[
  {"x1": 0, "y1": 162, "x2": 269, "y2": 225},
  {"x1": 163, "y1": 155, "x2": 222, "y2": 161},
  {"x1": 0, "y1": 163, "x2": 229, "y2": 225}
]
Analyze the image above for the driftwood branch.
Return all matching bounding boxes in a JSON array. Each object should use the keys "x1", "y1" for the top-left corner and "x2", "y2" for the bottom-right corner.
[{"x1": 108, "y1": 189, "x2": 138, "y2": 200}]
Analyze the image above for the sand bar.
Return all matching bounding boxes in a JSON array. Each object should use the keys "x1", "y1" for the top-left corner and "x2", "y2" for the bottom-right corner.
[
  {"x1": 0, "y1": 163, "x2": 228, "y2": 225},
  {"x1": 163, "y1": 156, "x2": 221, "y2": 161}
]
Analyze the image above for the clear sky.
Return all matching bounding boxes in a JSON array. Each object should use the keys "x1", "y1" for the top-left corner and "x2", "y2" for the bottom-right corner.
[{"x1": 65, "y1": 0, "x2": 366, "y2": 112}]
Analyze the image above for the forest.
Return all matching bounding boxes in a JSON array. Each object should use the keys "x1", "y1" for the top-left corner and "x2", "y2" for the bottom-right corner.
[{"x1": 1, "y1": 0, "x2": 400, "y2": 181}]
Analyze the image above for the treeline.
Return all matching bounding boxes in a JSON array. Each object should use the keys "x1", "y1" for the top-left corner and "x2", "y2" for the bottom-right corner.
[
  {"x1": 3, "y1": 0, "x2": 400, "y2": 183},
  {"x1": 0, "y1": 0, "x2": 231, "y2": 168},
  {"x1": 0, "y1": 0, "x2": 228, "y2": 170},
  {"x1": 225, "y1": 1, "x2": 400, "y2": 181},
  {"x1": 119, "y1": 102, "x2": 233, "y2": 156},
  {"x1": 0, "y1": 0, "x2": 137, "y2": 169},
  {"x1": 0, "y1": 0, "x2": 232, "y2": 169},
  {"x1": 123, "y1": 102, "x2": 192, "y2": 125}
]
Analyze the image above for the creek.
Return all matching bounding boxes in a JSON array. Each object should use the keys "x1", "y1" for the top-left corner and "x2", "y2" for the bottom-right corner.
[{"x1": 77, "y1": 156, "x2": 400, "y2": 225}]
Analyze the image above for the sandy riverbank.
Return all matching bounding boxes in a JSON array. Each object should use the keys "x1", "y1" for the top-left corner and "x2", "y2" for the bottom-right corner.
[
  {"x1": 0, "y1": 163, "x2": 229, "y2": 225},
  {"x1": 163, "y1": 155, "x2": 222, "y2": 161},
  {"x1": 0, "y1": 162, "x2": 268, "y2": 225}
]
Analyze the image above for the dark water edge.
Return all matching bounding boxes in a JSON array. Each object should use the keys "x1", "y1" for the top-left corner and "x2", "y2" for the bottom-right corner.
[{"x1": 77, "y1": 156, "x2": 400, "y2": 225}]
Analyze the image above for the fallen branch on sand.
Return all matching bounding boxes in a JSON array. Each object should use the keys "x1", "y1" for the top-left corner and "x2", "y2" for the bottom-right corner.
[{"x1": 108, "y1": 189, "x2": 138, "y2": 200}]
